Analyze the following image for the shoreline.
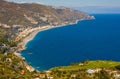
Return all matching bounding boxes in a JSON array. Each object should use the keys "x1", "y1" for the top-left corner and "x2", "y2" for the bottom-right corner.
[
  {"x1": 19, "y1": 25, "x2": 66, "y2": 49},
  {"x1": 18, "y1": 25, "x2": 54, "y2": 48},
  {"x1": 14, "y1": 25, "x2": 59, "y2": 71},
  {"x1": 18, "y1": 21, "x2": 80, "y2": 51},
  {"x1": 14, "y1": 18, "x2": 95, "y2": 71},
  {"x1": 15, "y1": 20, "x2": 85, "y2": 71}
]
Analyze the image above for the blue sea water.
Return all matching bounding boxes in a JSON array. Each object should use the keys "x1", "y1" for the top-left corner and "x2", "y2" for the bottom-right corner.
[{"x1": 21, "y1": 14, "x2": 120, "y2": 71}]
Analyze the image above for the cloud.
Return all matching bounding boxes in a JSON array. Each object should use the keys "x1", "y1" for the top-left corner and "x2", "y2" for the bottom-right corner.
[{"x1": 6, "y1": 0, "x2": 44, "y2": 4}]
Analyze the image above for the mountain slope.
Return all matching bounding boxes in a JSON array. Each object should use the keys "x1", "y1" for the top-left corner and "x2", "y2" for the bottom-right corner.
[{"x1": 0, "y1": 0, "x2": 92, "y2": 27}]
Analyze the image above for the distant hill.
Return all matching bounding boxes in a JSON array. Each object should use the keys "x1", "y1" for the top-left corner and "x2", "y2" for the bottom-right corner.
[
  {"x1": 72, "y1": 6, "x2": 120, "y2": 14},
  {"x1": 0, "y1": 0, "x2": 92, "y2": 27}
]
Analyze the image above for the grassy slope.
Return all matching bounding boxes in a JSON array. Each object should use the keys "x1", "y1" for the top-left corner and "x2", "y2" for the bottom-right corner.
[{"x1": 51, "y1": 60, "x2": 120, "y2": 71}]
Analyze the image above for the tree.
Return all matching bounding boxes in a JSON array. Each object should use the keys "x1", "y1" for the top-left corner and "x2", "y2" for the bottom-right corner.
[
  {"x1": 97, "y1": 70, "x2": 111, "y2": 79},
  {"x1": 115, "y1": 65, "x2": 120, "y2": 70}
]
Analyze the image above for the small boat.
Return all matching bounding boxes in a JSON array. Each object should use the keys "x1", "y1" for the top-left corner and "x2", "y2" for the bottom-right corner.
[{"x1": 27, "y1": 52, "x2": 32, "y2": 54}]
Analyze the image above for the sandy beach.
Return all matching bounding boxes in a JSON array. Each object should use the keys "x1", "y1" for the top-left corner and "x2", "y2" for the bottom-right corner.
[
  {"x1": 16, "y1": 20, "x2": 81, "y2": 54},
  {"x1": 22, "y1": 26, "x2": 52, "y2": 45},
  {"x1": 18, "y1": 24, "x2": 73, "y2": 50},
  {"x1": 14, "y1": 25, "x2": 55, "y2": 58}
]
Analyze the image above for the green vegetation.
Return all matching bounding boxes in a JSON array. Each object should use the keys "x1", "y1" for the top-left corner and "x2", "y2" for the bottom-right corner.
[
  {"x1": 50, "y1": 69, "x2": 113, "y2": 79},
  {"x1": 0, "y1": 0, "x2": 120, "y2": 79},
  {"x1": 0, "y1": 53, "x2": 39, "y2": 79},
  {"x1": 0, "y1": 37, "x2": 17, "y2": 47},
  {"x1": 51, "y1": 60, "x2": 120, "y2": 71},
  {"x1": 50, "y1": 60, "x2": 120, "y2": 79},
  {"x1": 115, "y1": 65, "x2": 120, "y2": 70},
  {"x1": 0, "y1": 28, "x2": 17, "y2": 53}
]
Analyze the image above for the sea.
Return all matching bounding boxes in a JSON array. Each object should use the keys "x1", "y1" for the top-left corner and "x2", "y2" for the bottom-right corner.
[{"x1": 21, "y1": 14, "x2": 120, "y2": 71}]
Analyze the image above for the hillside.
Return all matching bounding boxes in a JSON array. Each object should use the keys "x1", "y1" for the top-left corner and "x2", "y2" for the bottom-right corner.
[
  {"x1": 1, "y1": 0, "x2": 120, "y2": 79},
  {"x1": 50, "y1": 60, "x2": 120, "y2": 79},
  {"x1": 0, "y1": 53, "x2": 40, "y2": 79},
  {"x1": 0, "y1": 0, "x2": 93, "y2": 51},
  {"x1": 0, "y1": 0, "x2": 93, "y2": 56},
  {"x1": 0, "y1": 0, "x2": 92, "y2": 27}
]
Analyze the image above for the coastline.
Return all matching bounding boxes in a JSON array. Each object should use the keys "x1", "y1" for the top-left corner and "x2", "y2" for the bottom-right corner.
[
  {"x1": 13, "y1": 25, "x2": 68, "y2": 71},
  {"x1": 19, "y1": 25, "x2": 65, "y2": 49},
  {"x1": 18, "y1": 22, "x2": 80, "y2": 51},
  {"x1": 14, "y1": 25, "x2": 65, "y2": 55},
  {"x1": 14, "y1": 25, "x2": 58, "y2": 71},
  {"x1": 14, "y1": 19, "x2": 91, "y2": 71},
  {"x1": 19, "y1": 25, "x2": 54, "y2": 48},
  {"x1": 16, "y1": 25, "x2": 56, "y2": 56},
  {"x1": 14, "y1": 16, "x2": 96, "y2": 71},
  {"x1": 15, "y1": 15, "x2": 95, "y2": 51},
  {"x1": 14, "y1": 21, "x2": 79, "y2": 71}
]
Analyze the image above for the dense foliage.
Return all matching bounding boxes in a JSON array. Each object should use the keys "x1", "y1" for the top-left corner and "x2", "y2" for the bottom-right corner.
[
  {"x1": 0, "y1": 53, "x2": 40, "y2": 79},
  {"x1": 50, "y1": 61, "x2": 120, "y2": 79}
]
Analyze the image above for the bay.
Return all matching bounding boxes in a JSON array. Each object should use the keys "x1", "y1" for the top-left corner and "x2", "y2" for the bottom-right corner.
[{"x1": 21, "y1": 14, "x2": 120, "y2": 71}]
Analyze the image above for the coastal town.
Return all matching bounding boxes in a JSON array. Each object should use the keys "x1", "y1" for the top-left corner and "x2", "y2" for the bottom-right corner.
[{"x1": 0, "y1": 0, "x2": 120, "y2": 79}]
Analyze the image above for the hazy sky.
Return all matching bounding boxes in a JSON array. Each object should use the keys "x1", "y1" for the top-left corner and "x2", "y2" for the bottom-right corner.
[{"x1": 8, "y1": 0, "x2": 120, "y2": 7}]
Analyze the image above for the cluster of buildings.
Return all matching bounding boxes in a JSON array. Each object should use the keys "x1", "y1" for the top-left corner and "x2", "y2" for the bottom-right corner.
[
  {"x1": 0, "y1": 23, "x2": 10, "y2": 28},
  {"x1": 87, "y1": 68, "x2": 120, "y2": 79}
]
